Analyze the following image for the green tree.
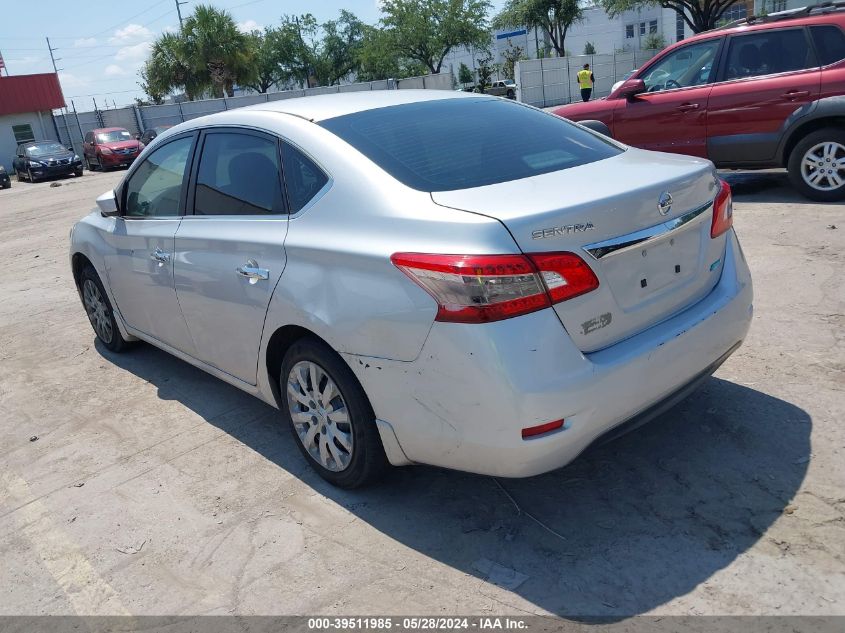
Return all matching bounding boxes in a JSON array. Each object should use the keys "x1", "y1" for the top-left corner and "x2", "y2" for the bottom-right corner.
[
  {"x1": 458, "y1": 61, "x2": 474, "y2": 86},
  {"x1": 181, "y1": 5, "x2": 255, "y2": 97},
  {"x1": 584, "y1": 41, "x2": 596, "y2": 54},
  {"x1": 475, "y1": 51, "x2": 494, "y2": 92},
  {"x1": 642, "y1": 32, "x2": 667, "y2": 50},
  {"x1": 501, "y1": 42, "x2": 525, "y2": 80},
  {"x1": 600, "y1": 0, "x2": 741, "y2": 33},
  {"x1": 493, "y1": 0, "x2": 584, "y2": 57},
  {"x1": 275, "y1": 12, "x2": 366, "y2": 88},
  {"x1": 319, "y1": 10, "x2": 366, "y2": 85},
  {"x1": 240, "y1": 27, "x2": 289, "y2": 94},
  {"x1": 380, "y1": 0, "x2": 492, "y2": 74}
]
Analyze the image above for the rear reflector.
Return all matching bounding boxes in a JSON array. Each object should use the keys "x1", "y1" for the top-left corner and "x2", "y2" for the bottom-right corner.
[
  {"x1": 711, "y1": 179, "x2": 733, "y2": 238},
  {"x1": 390, "y1": 252, "x2": 599, "y2": 324},
  {"x1": 522, "y1": 419, "x2": 565, "y2": 439}
]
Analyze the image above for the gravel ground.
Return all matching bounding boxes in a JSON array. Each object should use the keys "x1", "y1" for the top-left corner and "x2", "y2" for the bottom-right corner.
[{"x1": 0, "y1": 169, "x2": 842, "y2": 617}]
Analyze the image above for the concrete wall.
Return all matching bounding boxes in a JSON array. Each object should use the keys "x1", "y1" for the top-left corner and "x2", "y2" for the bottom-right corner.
[
  {"x1": 0, "y1": 111, "x2": 59, "y2": 172},
  {"x1": 516, "y1": 49, "x2": 660, "y2": 108}
]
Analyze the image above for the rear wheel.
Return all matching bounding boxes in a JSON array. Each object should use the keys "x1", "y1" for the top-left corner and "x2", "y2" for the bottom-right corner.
[
  {"x1": 280, "y1": 337, "x2": 387, "y2": 488},
  {"x1": 79, "y1": 265, "x2": 130, "y2": 353},
  {"x1": 788, "y1": 128, "x2": 845, "y2": 202},
  {"x1": 506, "y1": 89, "x2": 515, "y2": 99}
]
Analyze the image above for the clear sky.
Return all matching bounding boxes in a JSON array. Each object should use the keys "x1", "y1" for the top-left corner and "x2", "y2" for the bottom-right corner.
[{"x1": 0, "y1": 0, "x2": 506, "y2": 112}]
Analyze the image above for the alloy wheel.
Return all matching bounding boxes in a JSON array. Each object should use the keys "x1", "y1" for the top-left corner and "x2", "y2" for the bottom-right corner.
[
  {"x1": 801, "y1": 141, "x2": 845, "y2": 192},
  {"x1": 286, "y1": 360, "x2": 353, "y2": 472},
  {"x1": 82, "y1": 279, "x2": 113, "y2": 344}
]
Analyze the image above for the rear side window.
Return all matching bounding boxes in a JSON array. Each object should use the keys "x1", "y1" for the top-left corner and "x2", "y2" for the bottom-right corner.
[
  {"x1": 282, "y1": 142, "x2": 329, "y2": 212},
  {"x1": 811, "y1": 25, "x2": 845, "y2": 66},
  {"x1": 194, "y1": 132, "x2": 285, "y2": 215},
  {"x1": 319, "y1": 98, "x2": 622, "y2": 192},
  {"x1": 724, "y1": 29, "x2": 816, "y2": 80}
]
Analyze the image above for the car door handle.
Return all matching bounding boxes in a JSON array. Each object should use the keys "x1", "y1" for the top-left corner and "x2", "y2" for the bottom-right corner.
[
  {"x1": 150, "y1": 248, "x2": 170, "y2": 265},
  {"x1": 236, "y1": 259, "x2": 270, "y2": 283},
  {"x1": 676, "y1": 103, "x2": 700, "y2": 112},
  {"x1": 781, "y1": 90, "x2": 810, "y2": 100}
]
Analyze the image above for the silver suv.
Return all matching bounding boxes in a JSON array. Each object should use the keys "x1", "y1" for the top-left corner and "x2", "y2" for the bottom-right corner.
[{"x1": 70, "y1": 91, "x2": 753, "y2": 488}]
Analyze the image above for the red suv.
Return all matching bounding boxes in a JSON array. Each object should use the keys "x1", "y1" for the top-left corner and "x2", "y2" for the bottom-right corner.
[
  {"x1": 554, "y1": 5, "x2": 845, "y2": 201},
  {"x1": 83, "y1": 127, "x2": 143, "y2": 171}
]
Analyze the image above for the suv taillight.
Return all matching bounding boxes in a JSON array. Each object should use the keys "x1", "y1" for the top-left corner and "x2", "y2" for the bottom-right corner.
[
  {"x1": 390, "y1": 252, "x2": 599, "y2": 324},
  {"x1": 711, "y1": 179, "x2": 733, "y2": 238}
]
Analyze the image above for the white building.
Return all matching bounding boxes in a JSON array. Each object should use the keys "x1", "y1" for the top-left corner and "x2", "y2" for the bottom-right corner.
[{"x1": 445, "y1": 0, "x2": 810, "y2": 82}]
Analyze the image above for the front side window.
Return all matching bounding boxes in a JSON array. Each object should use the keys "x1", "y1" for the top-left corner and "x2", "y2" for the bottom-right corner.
[
  {"x1": 723, "y1": 29, "x2": 816, "y2": 81},
  {"x1": 320, "y1": 98, "x2": 622, "y2": 192},
  {"x1": 124, "y1": 136, "x2": 193, "y2": 218},
  {"x1": 811, "y1": 25, "x2": 845, "y2": 66},
  {"x1": 97, "y1": 130, "x2": 132, "y2": 144},
  {"x1": 194, "y1": 132, "x2": 285, "y2": 215},
  {"x1": 641, "y1": 39, "x2": 721, "y2": 92}
]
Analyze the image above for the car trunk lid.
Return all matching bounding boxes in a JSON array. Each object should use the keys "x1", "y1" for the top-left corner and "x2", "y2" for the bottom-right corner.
[{"x1": 431, "y1": 149, "x2": 727, "y2": 352}]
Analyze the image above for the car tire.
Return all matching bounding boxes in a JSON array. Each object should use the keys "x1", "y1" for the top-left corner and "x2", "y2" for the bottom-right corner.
[
  {"x1": 15, "y1": 169, "x2": 23, "y2": 183},
  {"x1": 507, "y1": 89, "x2": 515, "y2": 99},
  {"x1": 79, "y1": 265, "x2": 130, "y2": 353},
  {"x1": 75, "y1": 168, "x2": 83, "y2": 177},
  {"x1": 27, "y1": 169, "x2": 36, "y2": 183},
  {"x1": 280, "y1": 337, "x2": 388, "y2": 488},
  {"x1": 787, "y1": 127, "x2": 845, "y2": 202}
]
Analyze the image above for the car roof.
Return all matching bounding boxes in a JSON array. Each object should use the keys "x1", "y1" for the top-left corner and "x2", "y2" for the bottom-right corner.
[
  {"x1": 657, "y1": 4, "x2": 845, "y2": 53},
  {"x1": 92, "y1": 127, "x2": 129, "y2": 133},
  {"x1": 240, "y1": 89, "x2": 481, "y2": 122}
]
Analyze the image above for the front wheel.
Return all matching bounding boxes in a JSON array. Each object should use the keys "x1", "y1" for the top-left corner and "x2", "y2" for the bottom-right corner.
[
  {"x1": 27, "y1": 169, "x2": 36, "y2": 183},
  {"x1": 79, "y1": 265, "x2": 130, "y2": 353},
  {"x1": 281, "y1": 337, "x2": 387, "y2": 488},
  {"x1": 787, "y1": 128, "x2": 845, "y2": 202}
]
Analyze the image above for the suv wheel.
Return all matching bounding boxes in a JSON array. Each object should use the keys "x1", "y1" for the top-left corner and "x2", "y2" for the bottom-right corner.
[
  {"x1": 280, "y1": 337, "x2": 387, "y2": 488},
  {"x1": 788, "y1": 128, "x2": 845, "y2": 202}
]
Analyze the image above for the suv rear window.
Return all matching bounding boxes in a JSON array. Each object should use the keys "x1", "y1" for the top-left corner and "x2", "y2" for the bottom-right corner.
[
  {"x1": 811, "y1": 25, "x2": 845, "y2": 66},
  {"x1": 319, "y1": 98, "x2": 622, "y2": 192}
]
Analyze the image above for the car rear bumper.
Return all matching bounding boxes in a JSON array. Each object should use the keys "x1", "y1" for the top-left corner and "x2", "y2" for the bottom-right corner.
[{"x1": 345, "y1": 228, "x2": 753, "y2": 477}]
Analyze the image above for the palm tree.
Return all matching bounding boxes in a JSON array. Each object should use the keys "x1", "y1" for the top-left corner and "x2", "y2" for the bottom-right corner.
[
  {"x1": 182, "y1": 5, "x2": 255, "y2": 97},
  {"x1": 141, "y1": 32, "x2": 205, "y2": 101}
]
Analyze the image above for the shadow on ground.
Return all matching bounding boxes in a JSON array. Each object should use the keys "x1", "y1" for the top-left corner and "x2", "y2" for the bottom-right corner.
[
  {"x1": 98, "y1": 340, "x2": 811, "y2": 617},
  {"x1": 721, "y1": 169, "x2": 838, "y2": 205}
]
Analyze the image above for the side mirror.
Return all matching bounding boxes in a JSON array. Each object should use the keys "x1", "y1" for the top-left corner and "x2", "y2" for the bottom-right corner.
[
  {"x1": 613, "y1": 78, "x2": 646, "y2": 99},
  {"x1": 67, "y1": 147, "x2": 74, "y2": 152},
  {"x1": 134, "y1": 134, "x2": 141, "y2": 140},
  {"x1": 96, "y1": 190, "x2": 120, "y2": 217}
]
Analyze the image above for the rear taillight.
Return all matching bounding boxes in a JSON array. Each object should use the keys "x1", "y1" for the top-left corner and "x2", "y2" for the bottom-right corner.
[
  {"x1": 711, "y1": 179, "x2": 733, "y2": 238},
  {"x1": 390, "y1": 252, "x2": 599, "y2": 324}
]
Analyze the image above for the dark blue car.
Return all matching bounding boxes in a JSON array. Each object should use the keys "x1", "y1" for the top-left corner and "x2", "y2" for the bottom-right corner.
[{"x1": 12, "y1": 140, "x2": 83, "y2": 183}]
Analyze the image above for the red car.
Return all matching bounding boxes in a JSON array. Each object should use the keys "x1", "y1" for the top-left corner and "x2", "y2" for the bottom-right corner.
[
  {"x1": 83, "y1": 127, "x2": 143, "y2": 171},
  {"x1": 554, "y1": 5, "x2": 845, "y2": 201}
]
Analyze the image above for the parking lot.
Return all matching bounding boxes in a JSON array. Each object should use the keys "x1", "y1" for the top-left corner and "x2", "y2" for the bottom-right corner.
[{"x1": 0, "y1": 169, "x2": 842, "y2": 616}]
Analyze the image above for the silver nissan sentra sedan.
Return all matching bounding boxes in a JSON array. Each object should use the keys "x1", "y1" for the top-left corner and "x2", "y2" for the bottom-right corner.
[{"x1": 70, "y1": 90, "x2": 753, "y2": 488}]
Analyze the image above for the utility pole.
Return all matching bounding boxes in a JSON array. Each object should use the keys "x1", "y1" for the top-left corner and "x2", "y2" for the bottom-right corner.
[
  {"x1": 47, "y1": 38, "x2": 74, "y2": 152},
  {"x1": 175, "y1": 0, "x2": 188, "y2": 29}
]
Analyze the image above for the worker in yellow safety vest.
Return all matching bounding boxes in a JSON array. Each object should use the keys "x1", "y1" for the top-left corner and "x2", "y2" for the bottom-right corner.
[{"x1": 576, "y1": 64, "x2": 595, "y2": 102}]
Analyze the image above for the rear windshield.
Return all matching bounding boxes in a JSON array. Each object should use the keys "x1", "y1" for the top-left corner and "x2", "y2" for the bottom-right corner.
[{"x1": 319, "y1": 97, "x2": 622, "y2": 192}]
